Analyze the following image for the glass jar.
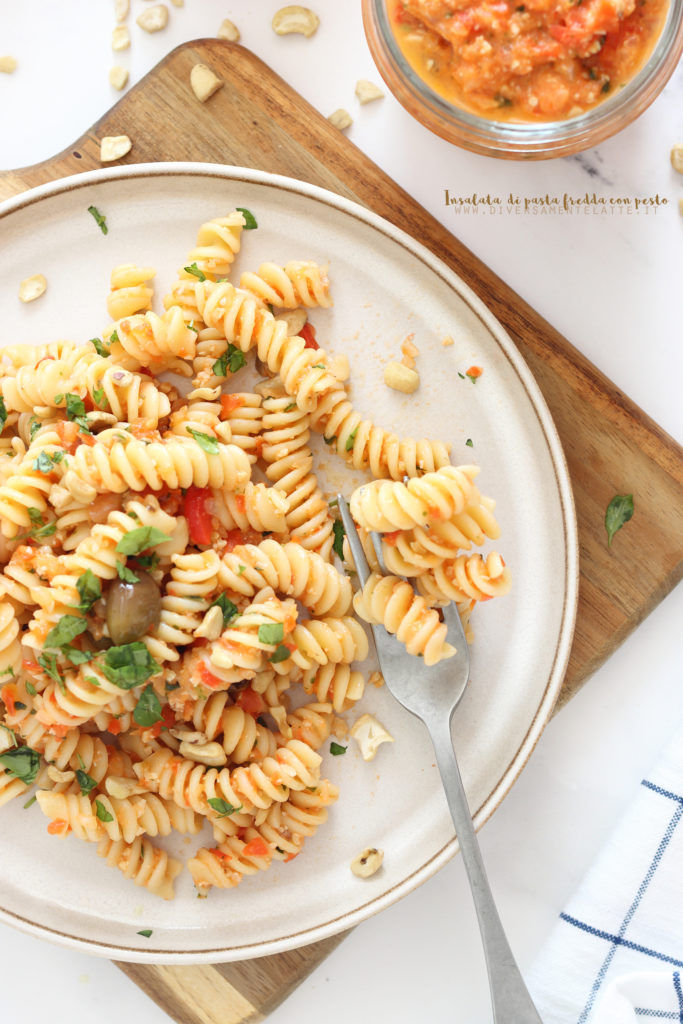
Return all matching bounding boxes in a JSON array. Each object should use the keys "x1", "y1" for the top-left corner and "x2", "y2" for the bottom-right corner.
[{"x1": 362, "y1": 0, "x2": 683, "y2": 159}]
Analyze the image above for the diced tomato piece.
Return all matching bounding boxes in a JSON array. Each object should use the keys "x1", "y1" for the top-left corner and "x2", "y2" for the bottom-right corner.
[
  {"x1": 55, "y1": 420, "x2": 81, "y2": 453},
  {"x1": 47, "y1": 819, "x2": 71, "y2": 836},
  {"x1": 1, "y1": 683, "x2": 18, "y2": 716},
  {"x1": 198, "y1": 661, "x2": 223, "y2": 690},
  {"x1": 242, "y1": 836, "x2": 270, "y2": 859},
  {"x1": 384, "y1": 530, "x2": 401, "y2": 547},
  {"x1": 184, "y1": 486, "x2": 213, "y2": 545},
  {"x1": 235, "y1": 687, "x2": 264, "y2": 717},
  {"x1": 128, "y1": 419, "x2": 159, "y2": 441},
  {"x1": 299, "y1": 322, "x2": 319, "y2": 349},
  {"x1": 211, "y1": 848, "x2": 230, "y2": 860},
  {"x1": 161, "y1": 704, "x2": 176, "y2": 729},
  {"x1": 107, "y1": 719, "x2": 122, "y2": 736},
  {"x1": 466, "y1": 365, "x2": 483, "y2": 379},
  {"x1": 234, "y1": 494, "x2": 246, "y2": 515},
  {"x1": 223, "y1": 528, "x2": 261, "y2": 551},
  {"x1": 284, "y1": 851, "x2": 300, "y2": 863},
  {"x1": 220, "y1": 394, "x2": 245, "y2": 419}
]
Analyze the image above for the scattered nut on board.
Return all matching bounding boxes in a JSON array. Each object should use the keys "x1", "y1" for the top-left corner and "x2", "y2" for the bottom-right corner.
[
  {"x1": 355, "y1": 79, "x2": 384, "y2": 104},
  {"x1": 217, "y1": 18, "x2": 240, "y2": 41},
  {"x1": 351, "y1": 847, "x2": 384, "y2": 878},
  {"x1": 18, "y1": 274, "x2": 47, "y2": 303},
  {"x1": 272, "y1": 5, "x2": 320, "y2": 37},
  {"x1": 190, "y1": 63, "x2": 223, "y2": 103},
  {"x1": 100, "y1": 135, "x2": 133, "y2": 162},
  {"x1": 384, "y1": 360, "x2": 420, "y2": 394},
  {"x1": 114, "y1": 0, "x2": 129, "y2": 21},
  {"x1": 112, "y1": 25, "x2": 131, "y2": 51},
  {"x1": 0, "y1": 56, "x2": 18, "y2": 74},
  {"x1": 328, "y1": 108, "x2": 353, "y2": 131},
  {"x1": 671, "y1": 144, "x2": 683, "y2": 174},
  {"x1": 109, "y1": 66, "x2": 129, "y2": 90},
  {"x1": 137, "y1": 4, "x2": 169, "y2": 33},
  {"x1": 350, "y1": 713, "x2": 394, "y2": 761}
]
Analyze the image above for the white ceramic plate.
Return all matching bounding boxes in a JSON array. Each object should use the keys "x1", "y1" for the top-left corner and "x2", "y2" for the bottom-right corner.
[{"x1": 0, "y1": 164, "x2": 578, "y2": 963}]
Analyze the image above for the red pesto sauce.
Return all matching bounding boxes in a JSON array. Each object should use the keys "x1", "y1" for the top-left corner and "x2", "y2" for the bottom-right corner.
[{"x1": 389, "y1": 0, "x2": 669, "y2": 120}]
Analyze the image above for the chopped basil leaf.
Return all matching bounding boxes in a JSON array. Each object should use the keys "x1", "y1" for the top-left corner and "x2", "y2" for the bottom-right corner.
[
  {"x1": 345, "y1": 427, "x2": 358, "y2": 452},
  {"x1": 212, "y1": 343, "x2": 247, "y2": 376},
  {"x1": 237, "y1": 564, "x2": 246, "y2": 575},
  {"x1": 110, "y1": 330, "x2": 119, "y2": 344},
  {"x1": 76, "y1": 569, "x2": 101, "y2": 612},
  {"x1": 236, "y1": 207, "x2": 258, "y2": 230},
  {"x1": 102, "y1": 642, "x2": 160, "y2": 689},
  {"x1": 61, "y1": 646, "x2": 93, "y2": 666},
  {"x1": 269, "y1": 644, "x2": 291, "y2": 664},
  {"x1": 116, "y1": 561, "x2": 140, "y2": 583},
  {"x1": 23, "y1": 795, "x2": 37, "y2": 809},
  {"x1": 0, "y1": 746, "x2": 40, "y2": 785},
  {"x1": 184, "y1": 262, "x2": 206, "y2": 282},
  {"x1": 0, "y1": 397, "x2": 6, "y2": 431},
  {"x1": 284, "y1": 402, "x2": 296, "y2": 412},
  {"x1": 135, "y1": 553, "x2": 159, "y2": 570},
  {"x1": 93, "y1": 385, "x2": 108, "y2": 409},
  {"x1": 210, "y1": 593, "x2": 238, "y2": 627},
  {"x1": 87, "y1": 205, "x2": 108, "y2": 235},
  {"x1": 137, "y1": 929, "x2": 153, "y2": 938},
  {"x1": 95, "y1": 799, "x2": 114, "y2": 822},
  {"x1": 60, "y1": 392, "x2": 91, "y2": 434},
  {"x1": 90, "y1": 337, "x2": 110, "y2": 357},
  {"x1": 76, "y1": 768, "x2": 97, "y2": 795},
  {"x1": 466, "y1": 372, "x2": 480, "y2": 383},
  {"x1": 332, "y1": 519, "x2": 345, "y2": 561},
  {"x1": 44, "y1": 615, "x2": 88, "y2": 650},
  {"x1": 258, "y1": 622, "x2": 284, "y2": 645},
  {"x1": 37, "y1": 653, "x2": 62, "y2": 687},
  {"x1": 465, "y1": 438, "x2": 473, "y2": 447},
  {"x1": 187, "y1": 428, "x2": 220, "y2": 455},
  {"x1": 133, "y1": 684, "x2": 162, "y2": 727},
  {"x1": 457, "y1": 372, "x2": 465, "y2": 380},
  {"x1": 323, "y1": 435, "x2": 337, "y2": 446},
  {"x1": 329, "y1": 742, "x2": 347, "y2": 756},
  {"x1": 32, "y1": 450, "x2": 64, "y2": 474},
  {"x1": 25, "y1": 681, "x2": 37, "y2": 697},
  {"x1": 29, "y1": 418, "x2": 41, "y2": 441},
  {"x1": 605, "y1": 494, "x2": 634, "y2": 547},
  {"x1": 84, "y1": 676, "x2": 100, "y2": 687},
  {"x1": 27, "y1": 507, "x2": 43, "y2": 524},
  {"x1": 187, "y1": 320, "x2": 198, "y2": 333},
  {"x1": 115, "y1": 525, "x2": 171, "y2": 556},
  {"x1": 30, "y1": 520, "x2": 57, "y2": 540},
  {"x1": 207, "y1": 797, "x2": 242, "y2": 818}
]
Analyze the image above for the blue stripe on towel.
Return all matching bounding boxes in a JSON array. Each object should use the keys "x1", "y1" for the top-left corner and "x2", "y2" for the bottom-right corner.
[
  {"x1": 673, "y1": 971, "x2": 683, "y2": 1023},
  {"x1": 634, "y1": 1011, "x2": 678, "y2": 1019},
  {"x1": 571, "y1": 801, "x2": 683, "y2": 1023},
  {"x1": 641, "y1": 781, "x2": 683, "y2": 806}
]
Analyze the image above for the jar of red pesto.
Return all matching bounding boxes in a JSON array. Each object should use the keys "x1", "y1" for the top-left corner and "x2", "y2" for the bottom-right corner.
[{"x1": 362, "y1": 0, "x2": 683, "y2": 158}]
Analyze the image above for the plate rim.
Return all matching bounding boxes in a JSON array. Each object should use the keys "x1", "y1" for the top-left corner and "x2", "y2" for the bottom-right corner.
[{"x1": 0, "y1": 162, "x2": 579, "y2": 963}]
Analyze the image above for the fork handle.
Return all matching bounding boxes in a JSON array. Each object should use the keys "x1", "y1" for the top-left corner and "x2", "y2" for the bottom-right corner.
[{"x1": 429, "y1": 716, "x2": 543, "y2": 1024}]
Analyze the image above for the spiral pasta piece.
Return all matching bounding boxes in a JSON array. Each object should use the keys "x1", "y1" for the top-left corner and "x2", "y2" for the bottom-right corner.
[
  {"x1": 62, "y1": 436, "x2": 251, "y2": 497},
  {"x1": 0, "y1": 600, "x2": 22, "y2": 676},
  {"x1": 285, "y1": 701, "x2": 333, "y2": 749},
  {"x1": 36, "y1": 790, "x2": 148, "y2": 843},
  {"x1": 150, "y1": 550, "x2": 221, "y2": 656},
  {"x1": 211, "y1": 482, "x2": 288, "y2": 535},
  {"x1": 239, "y1": 261, "x2": 332, "y2": 309},
  {"x1": 353, "y1": 573, "x2": 456, "y2": 666},
  {"x1": 188, "y1": 832, "x2": 273, "y2": 891},
  {"x1": 185, "y1": 696, "x2": 277, "y2": 764},
  {"x1": 106, "y1": 264, "x2": 156, "y2": 320},
  {"x1": 350, "y1": 465, "x2": 481, "y2": 531},
  {"x1": 0, "y1": 458, "x2": 55, "y2": 536},
  {"x1": 216, "y1": 393, "x2": 264, "y2": 461},
  {"x1": 416, "y1": 552, "x2": 511, "y2": 605},
  {"x1": 309, "y1": 381, "x2": 451, "y2": 480},
  {"x1": 114, "y1": 308, "x2": 196, "y2": 366},
  {"x1": 288, "y1": 616, "x2": 369, "y2": 671},
  {"x1": 207, "y1": 590, "x2": 298, "y2": 680},
  {"x1": 301, "y1": 663, "x2": 365, "y2": 712},
  {"x1": 216, "y1": 539, "x2": 351, "y2": 617},
  {"x1": 183, "y1": 211, "x2": 246, "y2": 278},
  {"x1": 96, "y1": 835, "x2": 182, "y2": 900},
  {"x1": 0, "y1": 765, "x2": 28, "y2": 807},
  {"x1": 168, "y1": 386, "x2": 232, "y2": 445}
]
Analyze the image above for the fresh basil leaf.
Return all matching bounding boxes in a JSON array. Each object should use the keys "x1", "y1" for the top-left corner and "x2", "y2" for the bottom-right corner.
[
  {"x1": 37, "y1": 653, "x2": 62, "y2": 686},
  {"x1": 116, "y1": 561, "x2": 140, "y2": 583},
  {"x1": 95, "y1": 799, "x2": 114, "y2": 823},
  {"x1": 61, "y1": 646, "x2": 93, "y2": 666},
  {"x1": 63, "y1": 393, "x2": 85, "y2": 419},
  {"x1": 0, "y1": 396, "x2": 6, "y2": 431},
  {"x1": 25, "y1": 681, "x2": 37, "y2": 697},
  {"x1": 345, "y1": 427, "x2": 358, "y2": 452},
  {"x1": 210, "y1": 593, "x2": 238, "y2": 627},
  {"x1": 93, "y1": 385, "x2": 108, "y2": 409},
  {"x1": 29, "y1": 418, "x2": 41, "y2": 441},
  {"x1": 76, "y1": 570, "x2": 101, "y2": 612},
  {"x1": 0, "y1": 746, "x2": 40, "y2": 785},
  {"x1": 323, "y1": 435, "x2": 337, "y2": 446},
  {"x1": 207, "y1": 797, "x2": 242, "y2": 818},
  {"x1": 90, "y1": 337, "x2": 110, "y2": 357},
  {"x1": 115, "y1": 526, "x2": 171, "y2": 556},
  {"x1": 133, "y1": 684, "x2": 162, "y2": 727},
  {"x1": 87, "y1": 205, "x2": 108, "y2": 235},
  {"x1": 269, "y1": 644, "x2": 291, "y2": 664},
  {"x1": 212, "y1": 343, "x2": 246, "y2": 377},
  {"x1": 44, "y1": 615, "x2": 88, "y2": 650},
  {"x1": 258, "y1": 622, "x2": 284, "y2": 645},
  {"x1": 76, "y1": 769, "x2": 97, "y2": 795},
  {"x1": 605, "y1": 494, "x2": 634, "y2": 547},
  {"x1": 329, "y1": 742, "x2": 347, "y2": 756},
  {"x1": 30, "y1": 520, "x2": 57, "y2": 540},
  {"x1": 32, "y1": 451, "x2": 61, "y2": 474},
  {"x1": 102, "y1": 642, "x2": 160, "y2": 689},
  {"x1": 236, "y1": 207, "x2": 257, "y2": 230},
  {"x1": 465, "y1": 438, "x2": 473, "y2": 447},
  {"x1": 135, "y1": 553, "x2": 159, "y2": 570},
  {"x1": 110, "y1": 330, "x2": 119, "y2": 344},
  {"x1": 23, "y1": 795, "x2": 37, "y2": 809},
  {"x1": 184, "y1": 262, "x2": 206, "y2": 281},
  {"x1": 187, "y1": 428, "x2": 219, "y2": 455},
  {"x1": 27, "y1": 507, "x2": 42, "y2": 524},
  {"x1": 137, "y1": 929, "x2": 153, "y2": 938},
  {"x1": 332, "y1": 519, "x2": 345, "y2": 561}
]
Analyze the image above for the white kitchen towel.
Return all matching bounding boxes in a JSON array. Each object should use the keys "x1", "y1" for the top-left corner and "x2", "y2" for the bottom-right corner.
[{"x1": 527, "y1": 721, "x2": 683, "y2": 1023}]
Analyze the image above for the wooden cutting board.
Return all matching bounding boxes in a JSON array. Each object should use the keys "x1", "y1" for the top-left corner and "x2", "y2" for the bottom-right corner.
[{"x1": 2, "y1": 39, "x2": 682, "y2": 1024}]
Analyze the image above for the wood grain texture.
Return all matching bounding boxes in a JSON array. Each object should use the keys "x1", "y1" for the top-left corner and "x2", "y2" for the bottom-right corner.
[{"x1": 2, "y1": 39, "x2": 681, "y2": 1024}]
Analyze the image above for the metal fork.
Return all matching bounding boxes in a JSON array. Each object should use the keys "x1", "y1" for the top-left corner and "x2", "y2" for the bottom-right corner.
[{"x1": 338, "y1": 495, "x2": 543, "y2": 1024}]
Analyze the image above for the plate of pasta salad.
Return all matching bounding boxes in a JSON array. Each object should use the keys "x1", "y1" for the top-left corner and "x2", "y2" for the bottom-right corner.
[{"x1": 0, "y1": 164, "x2": 578, "y2": 962}]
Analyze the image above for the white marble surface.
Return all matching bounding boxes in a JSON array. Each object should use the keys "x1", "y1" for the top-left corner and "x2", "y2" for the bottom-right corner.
[{"x1": 0, "y1": 2, "x2": 680, "y2": 1022}]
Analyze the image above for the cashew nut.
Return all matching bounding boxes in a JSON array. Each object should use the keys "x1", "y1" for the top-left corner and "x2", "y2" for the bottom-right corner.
[
  {"x1": 272, "y1": 6, "x2": 320, "y2": 37},
  {"x1": 100, "y1": 135, "x2": 133, "y2": 163},
  {"x1": 112, "y1": 26, "x2": 131, "y2": 51},
  {"x1": 47, "y1": 766, "x2": 75, "y2": 785},
  {"x1": 114, "y1": 0, "x2": 129, "y2": 22},
  {"x1": 384, "y1": 361, "x2": 420, "y2": 394},
  {"x1": 350, "y1": 713, "x2": 394, "y2": 761},
  {"x1": 351, "y1": 847, "x2": 384, "y2": 878},
  {"x1": 136, "y1": 5, "x2": 169, "y2": 33},
  {"x1": 328, "y1": 109, "x2": 353, "y2": 132},
  {"x1": 179, "y1": 740, "x2": 227, "y2": 767},
  {"x1": 194, "y1": 604, "x2": 224, "y2": 641},
  {"x1": 355, "y1": 80, "x2": 384, "y2": 105},
  {"x1": 18, "y1": 274, "x2": 47, "y2": 304},
  {"x1": 105, "y1": 775, "x2": 145, "y2": 799},
  {"x1": 190, "y1": 63, "x2": 223, "y2": 103},
  {"x1": 217, "y1": 19, "x2": 240, "y2": 42},
  {"x1": 109, "y1": 66, "x2": 129, "y2": 91}
]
